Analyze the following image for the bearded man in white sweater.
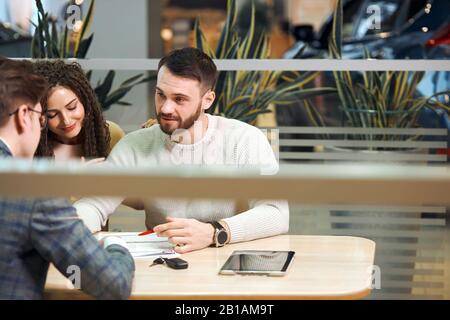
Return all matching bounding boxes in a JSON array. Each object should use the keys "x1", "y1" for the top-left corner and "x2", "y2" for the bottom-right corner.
[{"x1": 75, "y1": 48, "x2": 289, "y2": 253}]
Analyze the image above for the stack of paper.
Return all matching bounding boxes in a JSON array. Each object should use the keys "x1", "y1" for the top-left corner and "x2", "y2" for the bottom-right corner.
[{"x1": 98, "y1": 232, "x2": 178, "y2": 258}]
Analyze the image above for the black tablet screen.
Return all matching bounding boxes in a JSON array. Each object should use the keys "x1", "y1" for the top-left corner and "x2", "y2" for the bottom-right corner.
[{"x1": 220, "y1": 250, "x2": 295, "y2": 273}]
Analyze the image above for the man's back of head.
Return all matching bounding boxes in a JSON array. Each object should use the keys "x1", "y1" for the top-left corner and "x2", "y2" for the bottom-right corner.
[
  {"x1": 0, "y1": 57, "x2": 47, "y2": 157},
  {"x1": 0, "y1": 57, "x2": 47, "y2": 127}
]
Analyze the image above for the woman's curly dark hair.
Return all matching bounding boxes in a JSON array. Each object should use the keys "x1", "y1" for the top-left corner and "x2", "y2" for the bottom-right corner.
[{"x1": 34, "y1": 60, "x2": 111, "y2": 158}]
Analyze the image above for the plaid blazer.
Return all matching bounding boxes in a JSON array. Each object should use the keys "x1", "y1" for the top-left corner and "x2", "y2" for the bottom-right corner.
[{"x1": 0, "y1": 140, "x2": 135, "y2": 299}]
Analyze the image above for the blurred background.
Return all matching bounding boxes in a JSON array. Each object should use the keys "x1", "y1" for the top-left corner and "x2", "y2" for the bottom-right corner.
[
  {"x1": 2, "y1": 0, "x2": 447, "y2": 132},
  {"x1": 1, "y1": 0, "x2": 449, "y2": 299}
]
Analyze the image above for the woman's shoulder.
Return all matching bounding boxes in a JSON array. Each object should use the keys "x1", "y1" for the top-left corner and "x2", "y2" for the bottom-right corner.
[
  {"x1": 106, "y1": 120, "x2": 125, "y2": 150},
  {"x1": 111, "y1": 123, "x2": 164, "y2": 153}
]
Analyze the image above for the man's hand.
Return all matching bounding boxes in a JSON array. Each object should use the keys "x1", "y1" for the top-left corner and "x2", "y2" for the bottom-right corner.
[{"x1": 153, "y1": 217, "x2": 215, "y2": 253}]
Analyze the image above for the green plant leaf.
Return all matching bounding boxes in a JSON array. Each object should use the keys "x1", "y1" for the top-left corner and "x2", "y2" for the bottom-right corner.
[
  {"x1": 103, "y1": 86, "x2": 135, "y2": 110},
  {"x1": 115, "y1": 101, "x2": 133, "y2": 106},
  {"x1": 74, "y1": 0, "x2": 95, "y2": 56},
  {"x1": 59, "y1": 24, "x2": 68, "y2": 58},
  {"x1": 273, "y1": 88, "x2": 336, "y2": 104},
  {"x1": 216, "y1": 0, "x2": 237, "y2": 58},
  {"x1": 193, "y1": 18, "x2": 216, "y2": 58},
  {"x1": 76, "y1": 33, "x2": 94, "y2": 58},
  {"x1": 119, "y1": 74, "x2": 144, "y2": 87},
  {"x1": 85, "y1": 70, "x2": 92, "y2": 81},
  {"x1": 329, "y1": 0, "x2": 342, "y2": 58},
  {"x1": 240, "y1": 0, "x2": 256, "y2": 58},
  {"x1": 50, "y1": 19, "x2": 60, "y2": 57},
  {"x1": 95, "y1": 70, "x2": 115, "y2": 106}
]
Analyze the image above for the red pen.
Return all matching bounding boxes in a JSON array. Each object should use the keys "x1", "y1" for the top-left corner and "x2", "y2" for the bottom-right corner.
[{"x1": 138, "y1": 229, "x2": 155, "y2": 236}]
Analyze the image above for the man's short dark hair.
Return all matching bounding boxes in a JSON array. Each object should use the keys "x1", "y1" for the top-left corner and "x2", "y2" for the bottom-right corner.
[
  {"x1": 0, "y1": 57, "x2": 48, "y2": 126},
  {"x1": 158, "y1": 47, "x2": 218, "y2": 91}
]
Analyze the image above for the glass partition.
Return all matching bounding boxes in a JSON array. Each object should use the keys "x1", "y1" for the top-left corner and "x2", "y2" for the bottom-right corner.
[{"x1": 0, "y1": 0, "x2": 449, "y2": 301}]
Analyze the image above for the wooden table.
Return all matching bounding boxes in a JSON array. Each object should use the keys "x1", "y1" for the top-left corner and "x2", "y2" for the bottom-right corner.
[{"x1": 44, "y1": 235, "x2": 376, "y2": 300}]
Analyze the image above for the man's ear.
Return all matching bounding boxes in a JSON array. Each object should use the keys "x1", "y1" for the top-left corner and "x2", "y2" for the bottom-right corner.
[
  {"x1": 14, "y1": 104, "x2": 30, "y2": 134},
  {"x1": 202, "y1": 90, "x2": 216, "y2": 111}
]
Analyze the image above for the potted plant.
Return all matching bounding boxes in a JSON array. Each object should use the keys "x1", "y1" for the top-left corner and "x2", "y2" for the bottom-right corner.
[
  {"x1": 31, "y1": 0, "x2": 155, "y2": 111},
  {"x1": 319, "y1": 1, "x2": 449, "y2": 295},
  {"x1": 327, "y1": 0, "x2": 449, "y2": 146},
  {"x1": 192, "y1": 0, "x2": 335, "y2": 125}
]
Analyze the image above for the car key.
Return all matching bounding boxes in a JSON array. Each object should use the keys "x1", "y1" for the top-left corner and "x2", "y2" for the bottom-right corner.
[
  {"x1": 149, "y1": 257, "x2": 165, "y2": 268},
  {"x1": 163, "y1": 257, "x2": 189, "y2": 269}
]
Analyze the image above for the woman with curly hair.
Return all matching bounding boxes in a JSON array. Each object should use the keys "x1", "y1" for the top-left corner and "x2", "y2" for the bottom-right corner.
[{"x1": 34, "y1": 60, "x2": 123, "y2": 161}]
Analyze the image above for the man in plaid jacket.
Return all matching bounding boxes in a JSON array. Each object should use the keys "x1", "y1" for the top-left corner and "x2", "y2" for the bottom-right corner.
[{"x1": 0, "y1": 57, "x2": 135, "y2": 300}]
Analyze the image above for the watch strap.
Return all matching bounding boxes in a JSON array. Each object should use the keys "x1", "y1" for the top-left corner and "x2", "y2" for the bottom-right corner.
[
  {"x1": 209, "y1": 221, "x2": 225, "y2": 231},
  {"x1": 208, "y1": 221, "x2": 227, "y2": 247}
]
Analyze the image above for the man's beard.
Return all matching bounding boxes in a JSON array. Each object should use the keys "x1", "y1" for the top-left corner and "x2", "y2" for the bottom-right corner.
[{"x1": 157, "y1": 102, "x2": 203, "y2": 135}]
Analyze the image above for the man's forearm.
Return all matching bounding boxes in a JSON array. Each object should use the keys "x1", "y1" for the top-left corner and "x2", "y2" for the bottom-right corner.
[
  {"x1": 74, "y1": 196, "x2": 123, "y2": 233},
  {"x1": 222, "y1": 200, "x2": 289, "y2": 243},
  {"x1": 74, "y1": 202, "x2": 104, "y2": 233}
]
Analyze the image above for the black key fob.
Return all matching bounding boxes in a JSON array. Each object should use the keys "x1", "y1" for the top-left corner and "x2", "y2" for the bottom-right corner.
[{"x1": 163, "y1": 257, "x2": 189, "y2": 269}]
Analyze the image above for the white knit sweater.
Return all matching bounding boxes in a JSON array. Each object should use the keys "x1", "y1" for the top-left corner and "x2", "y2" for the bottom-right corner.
[{"x1": 74, "y1": 114, "x2": 289, "y2": 243}]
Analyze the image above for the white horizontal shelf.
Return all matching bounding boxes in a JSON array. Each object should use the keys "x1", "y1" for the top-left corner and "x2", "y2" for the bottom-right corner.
[
  {"x1": 21, "y1": 58, "x2": 450, "y2": 71},
  {"x1": 0, "y1": 160, "x2": 449, "y2": 206}
]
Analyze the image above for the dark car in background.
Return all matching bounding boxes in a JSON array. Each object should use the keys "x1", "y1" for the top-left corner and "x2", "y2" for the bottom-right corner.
[
  {"x1": 278, "y1": 0, "x2": 449, "y2": 132},
  {"x1": 284, "y1": 0, "x2": 449, "y2": 60}
]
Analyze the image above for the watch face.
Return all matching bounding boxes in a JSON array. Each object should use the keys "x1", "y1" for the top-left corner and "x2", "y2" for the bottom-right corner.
[{"x1": 217, "y1": 229, "x2": 228, "y2": 245}]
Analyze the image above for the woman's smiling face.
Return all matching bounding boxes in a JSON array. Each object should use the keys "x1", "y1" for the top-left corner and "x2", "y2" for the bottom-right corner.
[{"x1": 46, "y1": 86, "x2": 85, "y2": 143}]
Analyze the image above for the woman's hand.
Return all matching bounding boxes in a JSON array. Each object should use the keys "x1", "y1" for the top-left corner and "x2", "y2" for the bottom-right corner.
[
  {"x1": 81, "y1": 157, "x2": 105, "y2": 166},
  {"x1": 141, "y1": 118, "x2": 158, "y2": 128}
]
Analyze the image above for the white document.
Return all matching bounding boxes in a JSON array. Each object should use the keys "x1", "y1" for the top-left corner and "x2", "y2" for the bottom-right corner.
[{"x1": 97, "y1": 232, "x2": 178, "y2": 259}]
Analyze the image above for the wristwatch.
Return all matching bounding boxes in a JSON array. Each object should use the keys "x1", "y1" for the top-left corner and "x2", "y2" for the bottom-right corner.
[{"x1": 209, "y1": 221, "x2": 229, "y2": 247}]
